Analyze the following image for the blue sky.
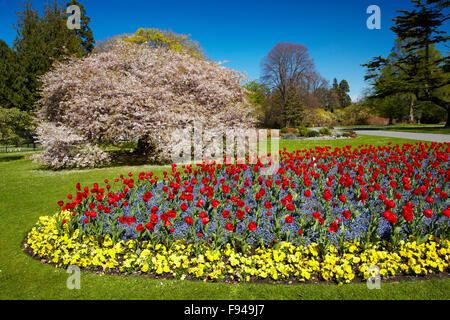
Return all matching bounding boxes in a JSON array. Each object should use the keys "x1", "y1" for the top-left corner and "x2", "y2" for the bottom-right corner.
[{"x1": 0, "y1": 0, "x2": 446, "y2": 101}]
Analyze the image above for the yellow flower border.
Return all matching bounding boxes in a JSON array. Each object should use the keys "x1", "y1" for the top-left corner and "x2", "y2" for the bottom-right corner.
[{"x1": 23, "y1": 213, "x2": 450, "y2": 284}]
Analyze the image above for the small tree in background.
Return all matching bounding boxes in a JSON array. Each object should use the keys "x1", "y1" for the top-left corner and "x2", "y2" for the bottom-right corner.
[
  {"x1": 0, "y1": 107, "x2": 33, "y2": 147},
  {"x1": 243, "y1": 80, "x2": 270, "y2": 127},
  {"x1": 125, "y1": 28, "x2": 204, "y2": 58},
  {"x1": 338, "y1": 80, "x2": 352, "y2": 108}
]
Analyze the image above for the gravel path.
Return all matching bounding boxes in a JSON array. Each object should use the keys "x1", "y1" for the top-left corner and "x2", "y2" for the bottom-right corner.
[{"x1": 352, "y1": 130, "x2": 450, "y2": 143}]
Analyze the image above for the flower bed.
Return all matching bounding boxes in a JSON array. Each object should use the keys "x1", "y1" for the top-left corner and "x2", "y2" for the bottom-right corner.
[{"x1": 24, "y1": 142, "x2": 450, "y2": 283}]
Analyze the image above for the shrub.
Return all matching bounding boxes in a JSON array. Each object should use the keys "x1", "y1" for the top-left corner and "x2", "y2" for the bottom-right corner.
[
  {"x1": 340, "y1": 104, "x2": 373, "y2": 125},
  {"x1": 303, "y1": 108, "x2": 337, "y2": 127},
  {"x1": 286, "y1": 128, "x2": 298, "y2": 135},
  {"x1": 342, "y1": 131, "x2": 357, "y2": 138},
  {"x1": 306, "y1": 130, "x2": 320, "y2": 137},
  {"x1": 281, "y1": 132, "x2": 298, "y2": 140},
  {"x1": 342, "y1": 131, "x2": 352, "y2": 137},
  {"x1": 318, "y1": 127, "x2": 331, "y2": 135},
  {"x1": 297, "y1": 126, "x2": 309, "y2": 137},
  {"x1": 366, "y1": 117, "x2": 389, "y2": 126}
]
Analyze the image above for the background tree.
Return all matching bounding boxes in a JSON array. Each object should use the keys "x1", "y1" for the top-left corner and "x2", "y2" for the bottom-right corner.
[
  {"x1": 0, "y1": 107, "x2": 33, "y2": 147},
  {"x1": 125, "y1": 28, "x2": 204, "y2": 58},
  {"x1": 338, "y1": 79, "x2": 352, "y2": 108},
  {"x1": 282, "y1": 84, "x2": 304, "y2": 127},
  {"x1": 67, "y1": 0, "x2": 95, "y2": 54},
  {"x1": 12, "y1": 1, "x2": 46, "y2": 110},
  {"x1": 364, "y1": 0, "x2": 449, "y2": 126},
  {"x1": 0, "y1": 0, "x2": 95, "y2": 147},
  {"x1": 12, "y1": 0, "x2": 94, "y2": 112},
  {"x1": 260, "y1": 42, "x2": 315, "y2": 127},
  {"x1": 0, "y1": 40, "x2": 32, "y2": 111},
  {"x1": 243, "y1": 80, "x2": 270, "y2": 126}
]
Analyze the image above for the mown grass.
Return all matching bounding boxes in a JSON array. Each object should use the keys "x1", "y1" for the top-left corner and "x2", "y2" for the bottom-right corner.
[
  {"x1": 0, "y1": 135, "x2": 449, "y2": 300},
  {"x1": 338, "y1": 124, "x2": 449, "y2": 135},
  {"x1": 382, "y1": 128, "x2": 450, "y2": 135},
  {"x1": 338, "y1": 124, "x2": 444, "y2": 129}
]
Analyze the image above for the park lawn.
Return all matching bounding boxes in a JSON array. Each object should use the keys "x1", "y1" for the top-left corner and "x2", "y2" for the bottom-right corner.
[
  {"x1": 0, "y1": 135, "x2": 449, "y2": 300},
  {"x1": 383, "y1": 127, "x2": 450, "y2": 135},
  {"x1": 276, "y1": 134, "x2": 426, "y2": 153},
  {"x1": 337, "y1": 124, "x2": 449, "y2": 135},
  {"x1": 338, "y1": 124, "x2": 444, "y2": 129}
]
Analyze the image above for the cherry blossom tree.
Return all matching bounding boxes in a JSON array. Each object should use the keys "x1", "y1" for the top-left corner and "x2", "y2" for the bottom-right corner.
[{"x1": 34, "y1": 37, "x2": 255, "y2": 169}]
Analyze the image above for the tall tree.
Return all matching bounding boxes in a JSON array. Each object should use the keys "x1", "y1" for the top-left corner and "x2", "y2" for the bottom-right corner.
[
  {"x1": 40, "y1": 0, "x2": 84, "y2": 59},
  {"x1": 12, "y1": 0, "x2": 94, "y2": 113},
  {"x1": 0, "y1": 40, "x2": 32, "y2": 110},
  {"x1": 261, "y1": 42, "x2": 315, "y2": 127},
  {"x1": 261, "y1": 43, "x2": 314, "y2": 103},
  {"x1": 338, "y1": 79, "x2": 352, "y2": 108},
  {"x1": 13, "y1": 1, "x2": 47, "y2": 108},
  {"x1": 364, "y1": 0, "x2": 450, "y2": 126},
  {"x1": 282, "y1": 84, "x2": 304, "y2": 127},
  {"x1": 67, "y1": 0, "x2": 95, "y2": 54}
]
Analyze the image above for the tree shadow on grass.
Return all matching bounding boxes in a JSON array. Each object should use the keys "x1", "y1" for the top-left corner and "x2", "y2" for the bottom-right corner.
[
  {"x1": 107, "y1": 150, "x2": 169, "y2": 167},
  {"x1": 0, "y1": 155, "x2": 25, "y2": 162},
  {"x1": 29, "y1": 149, "x2": 170, "y2": 173}
]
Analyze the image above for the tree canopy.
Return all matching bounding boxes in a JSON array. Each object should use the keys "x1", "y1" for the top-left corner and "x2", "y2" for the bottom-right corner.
[
  {"x1": 364, "y1": 0, "x2": 449, "y2": 126},
  {"x1": 34, "y1": 38, "x2": 255, "y2": 169}
]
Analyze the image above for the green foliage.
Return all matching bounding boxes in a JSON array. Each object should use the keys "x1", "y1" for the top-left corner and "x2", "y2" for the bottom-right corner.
[
  {"x1": 282, "y1": 85, "x2": 304, "y2": 127},
  {"x1": 342, "y1": 131, "x2": 353, "y2": 138},
  {"x1": 297, "y1": 126, "x2": 309, "y2": 137},
  {"x1": 339, "y1": 104, "x2": 373, "y2": 125},
  {"x1": 306, "y1": 130, "x2": 320, "y2": 137},
  {"x1": 243, "y1": 81, "x2": 269, "y2": 105},
  {"x1": 243, "y1": 80, "x2": 269, "y2": 127},
  {"x1": 0, "y1": 40, "x2": 32, "y2": 111},
  {"x1": 318, "y1": 127, "x2": 331, "y2": 135},
  {"x1": 416, "y1": 101, "x2": 446, "y2": 123},
  {"x1": 11, "y1": 0, "x2": 94, "y2": 113},
  {"x1": 0, "y1": 107, "x2": 33, "y2": 146},
  {"x1": 363, "y1": 0, "x2": 450, "y2": 126},
  {"x1": 338, "y1": 80, "x2": 352, "y2": 108},
  {"x1": 125, "y1": 28, "x2": 204, "y2": 58},
  {"x1": 66, "y1": 0, "x2": 95, "y2": 54}
]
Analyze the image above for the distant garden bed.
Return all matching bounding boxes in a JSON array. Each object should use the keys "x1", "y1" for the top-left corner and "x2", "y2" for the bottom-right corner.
[{"x1": 280, "y1": 127, "x2": 357, "y2": 140}]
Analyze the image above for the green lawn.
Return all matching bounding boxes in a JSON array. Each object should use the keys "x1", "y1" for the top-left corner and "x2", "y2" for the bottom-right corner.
[
  {"x1": 338, "y1": 124, "x2": 449, "y2": 135},
  {"x1": 383, "y1": 127, "x2": 450, "y2": 135},
  {"x1": 338, "y1": 124, "x2": 444, "y2": 129},
  {"x1": 1, "y1": 135, "x2": 449, "y2": 300}
]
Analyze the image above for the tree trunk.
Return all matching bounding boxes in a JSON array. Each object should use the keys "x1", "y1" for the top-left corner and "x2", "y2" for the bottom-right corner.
[
  {"x1": 409, "y1": 97, "x2": 415, "y2": 124},
  {"x1": 446, "y1": 108, "x2": 450, "y2": 128},
  {"x1": 135, "y1": 135, "x2": 156, "y2": 156},
  {"x1": 423, "y1": 95, "x2": 449, "y2": 128}
]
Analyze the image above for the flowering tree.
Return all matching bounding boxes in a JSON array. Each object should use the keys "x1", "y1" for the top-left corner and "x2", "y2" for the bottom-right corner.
[{"x1": 34, "y1": 38, "x2": 255, "y2": 169}]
